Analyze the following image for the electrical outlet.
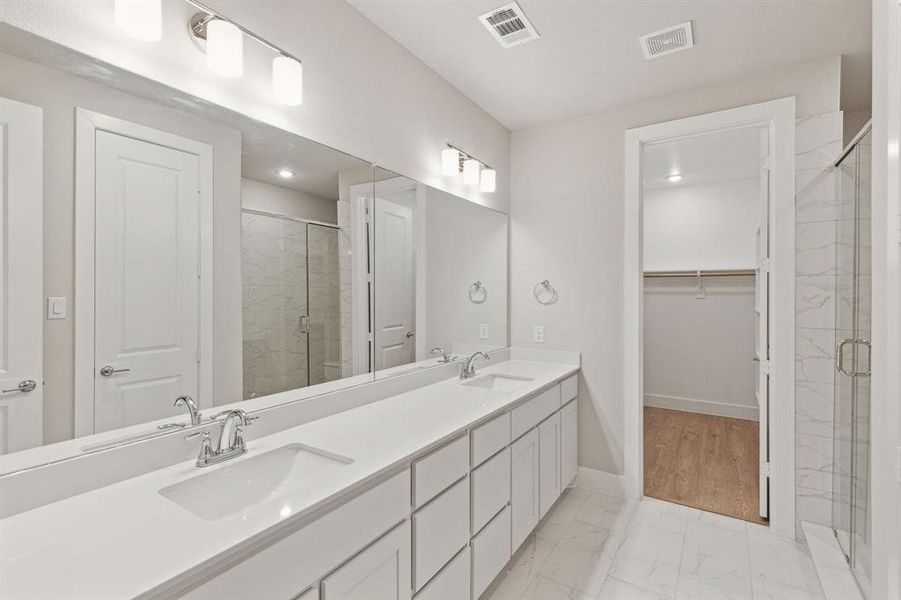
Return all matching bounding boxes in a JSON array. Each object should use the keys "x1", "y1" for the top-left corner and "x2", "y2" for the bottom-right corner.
[
  {"x1": 479, "y1": 323, "x2": 489, "y2": 339},
  {"x1": 533, "y1": 325, "x2": 545, "y2": 343}
]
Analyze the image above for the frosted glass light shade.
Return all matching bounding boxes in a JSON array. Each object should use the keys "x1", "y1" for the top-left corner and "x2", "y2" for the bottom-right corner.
[
  {"x1": 441, "y1": 148, "x2": 460, "y2": 176},
  {"x1": 206, "y1": 19, "x2": 243, "y2": 78},
  {"x1": 479, "y1": 168, "x2": 496, "y2": 193},
  {"x1": 114, "y1": 0, "x2": 161, "y2": 41},
  {"x1": 462, "y1": 159, "x2": 480, "y2": 185},
  {"x1": 272, "y1": 56, "x2": 303, "y2": 105}
]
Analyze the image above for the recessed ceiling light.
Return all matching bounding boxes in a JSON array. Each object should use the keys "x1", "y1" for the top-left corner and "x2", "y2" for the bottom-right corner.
[
  {"x1": 277, "y1": 168, "x2": 295, "y2": 179},
  {"x1": 666, "y1": 173, "x2": 683, "y2": 183}
]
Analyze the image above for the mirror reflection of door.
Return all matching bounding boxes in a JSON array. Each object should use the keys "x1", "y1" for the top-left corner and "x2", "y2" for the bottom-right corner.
[
  {"x1": 373, "y1": 188, "x2": 416, "y2": 370},
  {"x1": 77, "y1": 113, "x2": 211, "y2": 435},
  {"x1": 0, "y1": 97, "x2": 44, "y2": 454}
]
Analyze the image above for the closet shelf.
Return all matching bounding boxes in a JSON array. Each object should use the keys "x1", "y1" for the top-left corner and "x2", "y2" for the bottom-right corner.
[{"x1": 643, "y1": 269, "x2": 755, "y2": 278}]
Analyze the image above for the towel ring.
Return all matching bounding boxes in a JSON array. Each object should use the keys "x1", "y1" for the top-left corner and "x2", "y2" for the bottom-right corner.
[
  {"x1": 468, "y1": 281, "x2": 487, "y2": 304},
  {"x1": 533, "y1": 280, "x2": 558, "y2": 305}
]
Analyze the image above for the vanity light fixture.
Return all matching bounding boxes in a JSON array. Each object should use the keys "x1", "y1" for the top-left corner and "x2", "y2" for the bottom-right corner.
[
  {"x1": 442, "y1": 143, "x2": 496, "y2": 193},
  {"x1": 462, "y1": 158, "x2": 481, "y2": 185},
  {"x1": 442, "y1": 147, "x2": 461, "y2": 176},
  {"x1": 272, "y1": 55, "x2": 303, "y2": 106},
  {"x1": 206, "y1": 18, "x2": 243, "y2": 78},
  {"x1": 114, "y1": 0, "x2": 162, "y2": 42},
  {"x1": 277, "y1": 168, "x2": 296, "y2": 179},
  {"x1": 479, "y1": 168, "x2": 497, "y2": 193},
  {"x1": 186, "y1": 1, "x2": 304, "y2": 104},
  {"x1": 666, "y1": 173, "x2": 683, "y2": 183}
]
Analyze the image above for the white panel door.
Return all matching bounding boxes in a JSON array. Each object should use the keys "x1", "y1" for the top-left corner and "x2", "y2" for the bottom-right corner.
[
  {"x1": 93, "y1": 130, "x2": 200, "y2": 433},
  {"x1": 0, "y1": 97, "x2": 43, "y2": 454},
  {"x1": 538, "y1": 411, "x2": 561, "y2": 518},
  {"x1": 755, "y1": 128, "x2": 771, "y2": 519},
  {"x1": 321, "y1": 521, "x2": 411, "y2": 600},
  {"x1": 373, "y1": 198, "x2": 415, "y2": 370},
  {"x1": 510, "y1": 428, "x2": 540, "y2": 552}
]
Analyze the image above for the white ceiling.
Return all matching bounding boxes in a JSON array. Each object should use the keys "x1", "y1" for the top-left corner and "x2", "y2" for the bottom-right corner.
[
  {"x1": 642, "y1": 126, "x2": 763, "y2": 190},
  {"x1": 349, "y1": 0, "x2": 872, "y2": 130}
]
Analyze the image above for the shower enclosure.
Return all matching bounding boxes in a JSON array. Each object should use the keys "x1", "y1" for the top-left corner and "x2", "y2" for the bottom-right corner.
[
  {"x1": 832, "y1": 126, "x2": 871, "y2": 597},
  {"x1": 241, "y1": 211, "x2": 341, "y2": 399}
]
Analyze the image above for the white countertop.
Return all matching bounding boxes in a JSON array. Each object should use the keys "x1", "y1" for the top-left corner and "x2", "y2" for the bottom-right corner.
[{"x1": 0, "y1": 359, "x2": 578, "y2": 599}]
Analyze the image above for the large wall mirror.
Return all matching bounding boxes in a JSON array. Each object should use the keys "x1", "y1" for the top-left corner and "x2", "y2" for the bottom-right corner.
[{"x1": 0, "y1": 23, "x2": 507, "y2": 472}]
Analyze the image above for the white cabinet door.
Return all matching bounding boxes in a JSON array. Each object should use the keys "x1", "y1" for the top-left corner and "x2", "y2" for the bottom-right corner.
[
  {"x1": 560, "y1": 400, "x2": 578, "y2": 487},
  {"x1": 321, "y1": 521, "x2": 411, "y2": 600},
  {"x1": 510, "y1": 428, "x2": 540, "y2": 552},
  {"x1": 538, "y1": 412, "x2": 561, "y2": 518},
  {"x1": 0, "y1": 97, "x2": 43, "y2": 454}
]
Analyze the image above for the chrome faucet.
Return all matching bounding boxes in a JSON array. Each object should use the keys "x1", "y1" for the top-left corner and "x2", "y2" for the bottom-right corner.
[
  {"x1": 186, "y1": 409, "x2": 257, "y2": 467},
  {"x1": 157, "y1": 395, "x2": 202, "y2": 430},
  {"x1": 460, "y1": 351, "x2": 490, "y2": 379},
  {"x1": 430, "y1": 347, "x2": 453, "y2": 363}
]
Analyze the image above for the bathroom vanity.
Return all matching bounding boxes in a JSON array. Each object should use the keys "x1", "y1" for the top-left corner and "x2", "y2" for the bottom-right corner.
[{"x1": 0, "y1": 358, "x2": 579, "y2": 599}]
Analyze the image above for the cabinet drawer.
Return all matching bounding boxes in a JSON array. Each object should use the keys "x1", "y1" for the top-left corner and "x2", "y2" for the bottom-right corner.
[
  {"x1": 414, "y1": 546, "x2": 471, "y2": 600},
  {"x1": 560, "y1": 374, "x2": 578, "y2": 403},
  {"x1": 413, "y1": 434, "x2": 469, "y2": 508},
  {"x1": 471, "y1": 412, "x2": 510, "y2": 467},
  {"x1": 183, "y1": 470, "x2": 410, "y2": 600},
  {"x1": 471, "y1": 505, "x2": 511, "y2": 599},
  {"x1": 511, "y1": 385, "x2": 560, "y2": 440},
  {"x1": 321, "y1": 521, "x2": 411, "y2": 600},
  {"x1": 413, "y1": 477, "x2": 470, "y2": 591},
  {"x1": 471, "y1": 446, "x2": 510, "y2": 533}
]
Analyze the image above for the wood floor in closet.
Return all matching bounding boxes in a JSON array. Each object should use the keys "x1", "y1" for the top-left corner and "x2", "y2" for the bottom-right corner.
[{"x1": 643, "y1": 406, "x2": 767, "y2": 525}]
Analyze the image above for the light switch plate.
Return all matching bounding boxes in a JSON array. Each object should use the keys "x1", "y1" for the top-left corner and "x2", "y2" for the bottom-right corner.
[
  {"x1": 479, "y1": 323, "x2": 489, "y2": 339},
  {"x1": 47, "y1": 297, "x2": 67, "y2": 320},
  {"x1": 533, "y1": 325, "x2": 545, "y2": 343}
]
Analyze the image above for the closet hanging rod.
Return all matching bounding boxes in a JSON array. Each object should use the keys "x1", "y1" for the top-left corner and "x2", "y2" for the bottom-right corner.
[{"x1": 643, "y1": 269, "x2": 756, "y2": 278}]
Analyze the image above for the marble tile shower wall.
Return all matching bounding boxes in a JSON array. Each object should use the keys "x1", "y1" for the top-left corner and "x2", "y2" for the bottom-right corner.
[
  {"x1": 241, "y1": 213, "x2": 310, "y2": 399},
  {"x1": 794, "y1": 111, "x2": 844, "y2": 535}
]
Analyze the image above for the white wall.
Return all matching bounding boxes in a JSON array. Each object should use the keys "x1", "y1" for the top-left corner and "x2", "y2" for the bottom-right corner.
[
  {"x1": 422, "y1": 187, "x2": 508, "y2": 354},
  {"x1": 510, "y1": 55, "x2": 841, "y2": 475},
  {"x1": 0, "y1": 52, "x2": 243, "y2": 442},
  {"x1": 643, "y1": 278, "x2": 757, "y2": 420},
  {"x1": 643, "y1": 178, "x2": 759, "y2": 271},
  {"x1": 0, "y1": 0, "x2": 510, "y2": 213},
  {"x1": 241, "y1": 178, "x2": 337, "y2": 224}
]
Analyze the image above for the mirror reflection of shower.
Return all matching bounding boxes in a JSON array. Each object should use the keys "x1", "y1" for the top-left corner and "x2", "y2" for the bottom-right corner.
[{"x1": 241, "y1": 209, "x2": 341, "y2": 399}]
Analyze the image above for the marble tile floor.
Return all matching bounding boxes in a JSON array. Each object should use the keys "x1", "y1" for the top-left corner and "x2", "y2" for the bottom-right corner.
[{"x1": 485, "y1": 486, "x2": 825, "y2": 600}]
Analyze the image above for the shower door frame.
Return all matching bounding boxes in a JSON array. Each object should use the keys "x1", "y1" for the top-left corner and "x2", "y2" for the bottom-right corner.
[{"x1": 623, "y1": 97, "x2": 797, "y2": 538}]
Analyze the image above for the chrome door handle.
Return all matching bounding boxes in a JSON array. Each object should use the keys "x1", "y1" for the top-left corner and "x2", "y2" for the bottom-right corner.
[
  {"x1": 836, "y1": 339, "x2": 854, "y2": 376},
  {"x1": 299, "y1": 315, "x2": 310, "y2": 334},
  {"x1": 99, "y1": 365, "x2": 131, "y2": 377},
  {"x1": 2, "y1": 379, "x2": 37, "y2": 393},
  {"x1": 406, "y1": 331, "x2": 415, "y2": 338}
]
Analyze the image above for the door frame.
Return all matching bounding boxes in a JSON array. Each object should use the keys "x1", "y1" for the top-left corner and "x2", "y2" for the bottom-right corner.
[
  {"x1": 73, "y1": 108, "x2": 213, "y2": 437},
  {"x1": 623, "y1": 98, "x2": 796, "y2": 537}
]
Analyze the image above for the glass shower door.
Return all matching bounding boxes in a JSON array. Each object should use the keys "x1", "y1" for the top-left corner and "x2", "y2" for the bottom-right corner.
[
  {"x1": 832, "y1": 129, "x2": 872, "y2": 597},
  {"x1": 241, "y1": 212, "x2": 310, "y2": 398},
  {"x1": 306, "y1": 223, "x2": 341, "y2": 386}
]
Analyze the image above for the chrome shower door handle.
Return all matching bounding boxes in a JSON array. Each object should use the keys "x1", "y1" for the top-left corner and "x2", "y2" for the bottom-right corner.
[
  {"x1": 2, "y1": 379, "x2": 37, "y2": 393},
  {"x1": 856, "y1": 339, "x2": 872, "y2": 376},
  {"x1": 836, "y1": 339, "x2": 855, "y2": 376},
  {"x1": 299, "y1": 315, "x2": 310, "y2": 334},
  {"x1": 99, "y1": 365, "x2": 131, "y2": 377}
]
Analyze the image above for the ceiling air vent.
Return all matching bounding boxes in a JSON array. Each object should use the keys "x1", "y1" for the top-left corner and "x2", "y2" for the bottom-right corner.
[
  {"x1": 479, "y1": 2, "x2": 540, "y2": 49},
  {"x1": 640, "y1": 22, "x2": 694, "y2": 60}
]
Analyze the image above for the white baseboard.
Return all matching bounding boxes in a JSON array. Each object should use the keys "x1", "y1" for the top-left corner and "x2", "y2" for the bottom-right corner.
[
  {"x1": 575, "y1": 466, "x2": 628, "y2": 497},
  {"x1": 644, "y1": 393, "x2": 759, "y2": 421}
]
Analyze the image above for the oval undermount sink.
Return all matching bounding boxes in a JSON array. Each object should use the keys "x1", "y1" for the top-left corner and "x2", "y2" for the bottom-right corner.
[
  {"x1": 461, "y1": 373, "x2": 533, "y2": 392},
  {"x1": 159, "y1": 443, "x2": 353, "y2": 521}
]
